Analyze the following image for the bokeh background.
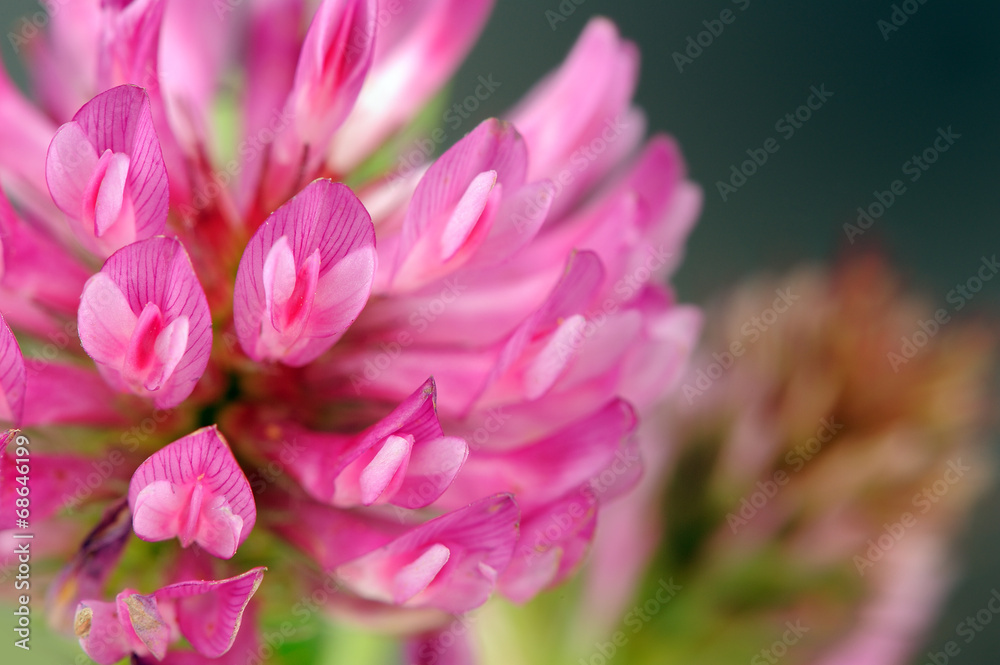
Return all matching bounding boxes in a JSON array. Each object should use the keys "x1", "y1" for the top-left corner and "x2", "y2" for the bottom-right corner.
[
  {"x1": 0, "y1": 0, "x2": 997, "y2": 663},
  {"x1": 451, "y1": 3, "x2": 1000, "y2": 662}
]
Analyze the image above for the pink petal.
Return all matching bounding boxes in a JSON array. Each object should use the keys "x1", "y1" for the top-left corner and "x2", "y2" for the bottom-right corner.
[
  {"x1": 441, "y1": 400, "x2": 638, "y2": 512},
  {"x1": 645, "y1": 179, "x2": 703, "y2": 279},
  {"x1": 344, "y1": 380, "x2": 470, "y2": 508},
  {"x1": 523, "y1": 314, "x2": 588, "y2": 400},
  {"x1": 101, "y1": 0, "x2": 196, "y2": 208},
  {"x1": 98, "y1": 0, "x2": 167, "y2": 89},
  {"x1": 0, "y1": 51, "x2": 60, "y2": 227},
  {"x1": 121, "y1": 303, "x2": 190, "y2": 392},
  {"x1": 480, "y1": 251, "x2": 605, "y2": 403},
  {"x1": 440, "y1": 170, "x2": 498, "y2": 260},
  {"x1": 395, "y1": 436, "x2": 470, "y2": 510},
  {"x1": 0, "y1": 192, "x2": 90, "y2": 336},
  {"x1": 23, "y1": 1, "x2": 100, "y2": 121},
  {"x1": 262, "y1": 236, "x2": 299, "y2": 321},
  {"x1": 47, "y1": 122, "x2": 100, "y2": 213},
  {"x1": 620, "y1": 136, "x2": 685, "y2": 231},
  {"x1": 77, "y1": 85, "x2": 168, "y2": 238},
  {"x1": 236, "y1": 0, "x2": 305, "y2": 213},
  {"x1": 356, "y1": 434, "x2": 413, "y2": 505},
  {"x1": 22, "y1": 363, "x2": 125, "y2": 427},
  {"x1": 0, "y1": 315, "x2": 25, "y2": 425},
  {"x1": 74, "y1": 587, "x2": 172, "y2": 664},
  {"x1": 392, "y1": 543, "x2": 451, "y2": 604},
  {"x1": 506, "y1": 18, "x2": 641, "y2": 216},
  {"x1": 405, "y1": 622, "x2": 478, "y2": 665},
  {"x1": 92, "y1": 151, "x2": 131, "y2": 237},
  {"x1": 159, "y1": 0, "x2": 232, "y2": 153},
  {"x1": 471, "y1": 179, "x2": 554, "y2": 268},
  {"x1": 349, "y1": 251, "x2": 562, "y2": 351},
  {"x1": 361, "y1": 377, "x2": 449, "y2": 456},
  {"x1": 392, "y1": 120, "x2": 527, "y2": 290},
  {"x1": 149, "y1": 315, "x2": 190, "y2": 390},
  {"x1": 263, "y1": 0, "x2": 375, "y2": 203},
  {"x1": 155, "y1": 603, "x2": 261, "y2": 665},
  {"x1": 79, "y1": 236, "x2": 211, "y2": 408},
  {"x1": 291, "y1": 0, "x2": 376, "y2": 146},
  {"x1": 552, "y1": 309, "x2": 644, "y2": 394},
  {"x1": 131, "y1": 480, "x2": 191, "y2": 542},
  {"x1": 330, "y1": 0, "x2": 495, "y2": 171},
  {"x1": 46, "y1": 85, "x2": 168, "y2": 256},
  {"x1": 508, "y1": 17, "x2": 638, "y2": 180},
  {"x1": 566, "y1": 135, "x2": 694, "y2": 281},
  {"x1": 48, "y1": 500, "x2": 133, "y2": 631},
  {"x1": 128, "y1": 426, "x2": 256, "y2": 559},
  {"x1": 335, "y1": 494, "x2": 519, "y2": 613},
  {"x1": 154, "y1": 567, "x2": 266, "y2": 658},
  {"x1": 619, "y1": 299, "x2": 703, "y2": 410},
  {"x1": 115, "y1": 590, "x2": 171, "y2": 660},
  {"x1": 273, "y1": 378, "x2": 468, "y2": 508},
  {"x1": 268, "y1": 491, "x2": 404, "y2": 570},
  {"x1": 499, "y1": 489, "x2": 598, "y2": 602},
  {"x1": 316, "y1": 345, "x2": 498, "y2": 417},
  {"x1": 74, "y1": 600, "x2": 133, "y2": 665},
  {"x1": 78, "y1": 273, "x2": 139, "y2": 368},
  {"x1": 260, "y1": 238, "x2": 320, "y2": 345},
  {"x1": 234, "y1": 179, "x2": 376, "y2": 366}
]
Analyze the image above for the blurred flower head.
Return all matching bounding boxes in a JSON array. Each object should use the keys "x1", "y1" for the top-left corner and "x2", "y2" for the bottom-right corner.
[{"x1": 612, "y1": 254, "x2": 993, "y2": 664}]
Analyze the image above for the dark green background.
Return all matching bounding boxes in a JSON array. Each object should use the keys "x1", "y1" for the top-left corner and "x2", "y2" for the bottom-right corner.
[{"x1": 1, "y1": 1, "x2": 998, "y2": 663}]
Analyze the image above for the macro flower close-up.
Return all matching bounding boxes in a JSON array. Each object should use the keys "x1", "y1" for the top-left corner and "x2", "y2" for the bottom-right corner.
[
  {"x1": 0, "y1": 1, "x2": 701, "y2": 663},
  {"x1": 0, "y1": 1, "x2": 997, "y2": 665}
]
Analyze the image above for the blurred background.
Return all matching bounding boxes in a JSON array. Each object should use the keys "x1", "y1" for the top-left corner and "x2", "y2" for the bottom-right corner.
[
  {"x1": 0, "y1": 0, "x2": 997, "y2": 663},
  {"x1": 445, "y1": 2, "x2": 1000, "y2": 661},
  {"x1": 454, "y1": 0, "x2": 1000, "y2": 665}
]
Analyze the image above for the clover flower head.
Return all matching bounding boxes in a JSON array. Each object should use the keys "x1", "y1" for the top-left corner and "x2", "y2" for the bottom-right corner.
[{"x1": 0, "y1": 1, "x2": 701, "y2": 662}]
